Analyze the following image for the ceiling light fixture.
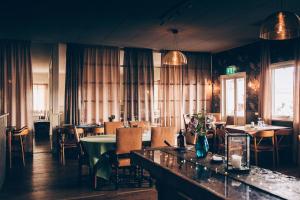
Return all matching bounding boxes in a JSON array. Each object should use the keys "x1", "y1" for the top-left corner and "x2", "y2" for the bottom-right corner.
[
  {"x1": 259, "y1": 0, "x2": 300, "y2": 40},
  {"x1": 162, "y1": 29, "x2": 187, "y2": 66}
]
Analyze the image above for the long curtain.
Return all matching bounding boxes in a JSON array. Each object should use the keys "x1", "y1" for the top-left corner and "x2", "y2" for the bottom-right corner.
[
  {"x1": 258, "y1": 41, "x2": 272, "y2": 124},
  {"x1": 64, "y1": 44, "x2": 84, "y2": 125},
  {"x1": 0, "y1": 40, "x2": 33, "y2": 152},
  {"x1": 293, "y1": 39, "x2": 300, "y2": 165},
  {"x1": 159, "y1": 52, "x2": 211, "y2": 131},
  {"x1": 81, "y1": 46, "x2": 120, "y2": 123},
  {"x1": 123, "y1": 48, "x2": 154, "y2": 122},
  {"x1": 183, "y1": 52, "x2": 211, "y2": 115}
]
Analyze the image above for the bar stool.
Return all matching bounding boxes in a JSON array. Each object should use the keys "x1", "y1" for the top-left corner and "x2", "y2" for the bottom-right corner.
[
  {"x1": 8, "y1": 126, "x2": 29, "y2": 167},
  {"x1": 251, "y1": 130, "x2": 276, "y2": 168}
]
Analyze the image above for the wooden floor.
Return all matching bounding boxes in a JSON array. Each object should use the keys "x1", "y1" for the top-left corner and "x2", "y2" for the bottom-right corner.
[{"x1": 0, "y1": 140, "x2": 157, "y2": 200}]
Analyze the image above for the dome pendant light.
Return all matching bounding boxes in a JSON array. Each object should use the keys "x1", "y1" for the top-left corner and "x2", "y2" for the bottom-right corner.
[
  {"x1": 259, "y1": 0, "x2": 300, "y2": 40},
  {"x1": 162, "y1": 29, "x2": 187, "y2": 65}
]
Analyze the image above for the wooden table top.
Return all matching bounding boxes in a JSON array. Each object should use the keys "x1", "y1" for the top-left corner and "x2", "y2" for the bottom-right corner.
[{"x1": 226, "y1": 125, "x2": 290, "y2": 134}]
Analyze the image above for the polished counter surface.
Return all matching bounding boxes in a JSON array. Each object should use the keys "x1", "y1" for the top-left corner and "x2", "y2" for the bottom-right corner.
[{"x1": 131, "y1": 147, "x2": 300, "y2": 200}]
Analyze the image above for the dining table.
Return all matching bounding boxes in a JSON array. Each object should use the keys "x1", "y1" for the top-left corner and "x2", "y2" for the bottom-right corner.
[
  {"x1": 80, "y1": 131, "x2": 151, "y2": 181},
  {"x1": 226, "y1": 124, "x2": 290, "y2": 135}
]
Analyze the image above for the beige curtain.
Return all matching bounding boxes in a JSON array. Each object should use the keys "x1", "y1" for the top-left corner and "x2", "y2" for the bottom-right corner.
[
  {"x1": 81, "y1": 46, "x2": 120, "y2": 123},
  {"x1": 159, "y1": 52, "x2": 211, "y2": 131},
  {"x1": 123, "y1": 48, "x2": 154, "y2": 122},
  {"x1": 159, "y1": 62, "x2": 183, "y2": 131},
  {"x1": 0, "y1": 40, "x2": 33, "y2": 152},
  {"x1": 258, "y1": 41, "x2": 272, "y2": 124},
  {"x1": 293, "y1": 39, "x2": 300, "y2": 165},
  {"x1": 183, "y1": 52, "x2": 212, "y2": 115}
]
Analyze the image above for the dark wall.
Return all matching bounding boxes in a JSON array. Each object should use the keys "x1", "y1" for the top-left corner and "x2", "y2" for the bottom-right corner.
[{"x1": 212, "y1": 39, "x2": 296, "y2": 123}]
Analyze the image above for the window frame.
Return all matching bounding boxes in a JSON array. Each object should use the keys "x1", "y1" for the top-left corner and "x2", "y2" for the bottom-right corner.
[{"x1": 271, "y1": 61, "x2": 294, "y2": 121}]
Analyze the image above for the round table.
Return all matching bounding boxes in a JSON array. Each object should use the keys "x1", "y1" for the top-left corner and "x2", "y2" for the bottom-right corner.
[{"x1": 80, "y1": 133, "x2": 151, "y2": 180}]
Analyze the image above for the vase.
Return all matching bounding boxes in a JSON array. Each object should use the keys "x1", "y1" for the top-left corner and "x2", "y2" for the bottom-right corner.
[{"x1": 195, "y1": 133, "x2": 209, "y2": 158}]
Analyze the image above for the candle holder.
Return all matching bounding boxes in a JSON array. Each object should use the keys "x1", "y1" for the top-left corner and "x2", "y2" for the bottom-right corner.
[{"x1": 225, "y1": 133, "x2": 250, "y2": 173}]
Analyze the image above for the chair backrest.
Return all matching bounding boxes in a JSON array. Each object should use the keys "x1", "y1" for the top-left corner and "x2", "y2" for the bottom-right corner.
[
  {"x1": 225, "y1": 116, "x2": 235, "y2": 126},
  {"x1": 185, "y1": 132, "x2": 196, "y2": 145},
  {"x1": 151, "y1": 127, "x2": 176, "y2": 148},
  {"x1": 209, "y1": 113, "x2": 221, "y2": 122},
  {"x1": 255, "y1": 130, "x2": 274, "y2": 138},
  {"x1": 93, "y1": 127, "x2": 104, "y2": 135},
  {"x1": 74, "y1": 127, "x2": 85, "y2": 143},
  {"x1": 13, "y1": 126, "x2": 29, "y2": 136},
  {"x1": 116, "y1": 128, "x2": 142, "y2": 155},
  {"x1": 104, "y1": 122, "x2": 123, "y2": 135},
  {"x1": 129, "y1": 121, "x2": 148, "y2": 128}
]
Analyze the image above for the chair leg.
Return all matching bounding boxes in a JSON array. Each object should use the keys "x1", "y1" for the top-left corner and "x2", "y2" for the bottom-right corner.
[
  {"x1": 20, "y1": 136, "x2": 25, "y2": 167},
  {"x1": 115, "y1": 167, "x2": 119, "y2": 190},
  {"x1": 254, "y1": 151, "x2": 258, "y2": 166}
]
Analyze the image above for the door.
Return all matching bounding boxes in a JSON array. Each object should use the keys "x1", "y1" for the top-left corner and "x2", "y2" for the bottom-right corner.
[{"x1": 221, "y1": 72, "x2": 246, "y2": 125}]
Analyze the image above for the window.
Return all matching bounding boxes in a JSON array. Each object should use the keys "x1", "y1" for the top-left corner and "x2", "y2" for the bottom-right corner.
[
  {"x1": 271, "y1": 62, "x2": 294, "y2": 120},
  {"x1": 153, "y1": 52, "x2": 161, "y2": 124},
  {"x1": 33, "y1": 84, "x2": 48, "y2": 112}
]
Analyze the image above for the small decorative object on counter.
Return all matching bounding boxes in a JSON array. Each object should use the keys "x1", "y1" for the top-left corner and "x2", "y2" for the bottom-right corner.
[
  {"x1": 225, "y1": 132, "x2": 250, "y2": 172},
  {"x1": 108, "y1": 115, "x2": 115, "y2": 122},
  {"x1": 177, "y1": 129, "x2": 185, "y2": 148}
]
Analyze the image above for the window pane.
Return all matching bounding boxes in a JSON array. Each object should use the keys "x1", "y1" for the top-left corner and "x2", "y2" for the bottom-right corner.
[
  {"x1": 225, "y1": 79, "x2": 235, "y2": 116},
  {"x1": 272, "y1": 66, "x2": 294, "y2": 118},
  {"x1": 236, "y1": 78, "x2": 245, "y2": 117},
  {"x1": 33, "y1": 84, "x2": 48, "y2": 112}
]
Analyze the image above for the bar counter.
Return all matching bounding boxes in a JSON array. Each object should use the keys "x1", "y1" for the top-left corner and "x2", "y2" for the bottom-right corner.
[{"x1": 131, "y1": 147, "x2": 300, "y2": 200}]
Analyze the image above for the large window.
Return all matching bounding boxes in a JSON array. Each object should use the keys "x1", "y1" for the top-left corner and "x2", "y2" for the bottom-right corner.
[
  {"x1": 33, "y1": 84, "x2": 48, "y2": 112},
  {"x1": 271, "y1": 62, "x2": 294, "y2": 120}
]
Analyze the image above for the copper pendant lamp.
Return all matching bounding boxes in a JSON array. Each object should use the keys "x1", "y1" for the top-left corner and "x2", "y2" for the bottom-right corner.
[
  {"x1": 259, "y1": 1, "x2": 300, "y2": 40},
  {"x1": 162, "y1": 29, "x2": 187, "y2": 65}
]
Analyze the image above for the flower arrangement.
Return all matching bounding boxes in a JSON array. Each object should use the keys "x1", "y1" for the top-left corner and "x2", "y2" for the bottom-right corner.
[{"x1": 187, "y1": 112, "x2": 206, "y2": 136}]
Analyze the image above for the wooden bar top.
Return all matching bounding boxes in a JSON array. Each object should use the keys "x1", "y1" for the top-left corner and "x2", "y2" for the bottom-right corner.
[{"x1": 131, "y1": 147, "x2": 300, "y2": 200}]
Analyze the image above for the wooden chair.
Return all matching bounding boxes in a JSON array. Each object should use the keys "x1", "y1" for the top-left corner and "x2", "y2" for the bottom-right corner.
[
  {"x1": 251, "y1": 130, "x2": 276, "y2": 167},
  {"x1": 129, "y1": 121, "x2": 150, "y2": 133},
  {"x1": 9, "y1": 126, "x2": 29, "y2": 167},
  {"x1": 74, "y1": 127, "x2": 90, "y2": 182},
  {"x1": 225, "y1": 116, "x2": 235, "y2": 126},
  {"x1": 59, "y1": 125, "x2": 77, "y2": 165},
  {"x1": 113, "y1": 127, "x2": 143, "y2": 189},
  {"x1": 151, "y1": 127, "x2": 176, "y2": 148},
  {"x1": 93, "y1": 127, "x2": 104, "y2": 135},
  {"x1": 275, "y1": 129, "x2": 293, "y2": 165},
  {"x1": 104, "y1": 122, "x2": 123, "y2": 135},
  {"x1": 185, "y1": 132, "x2": 196, "y2": 145},
  {"x1": 215, "y1": 128, "x2": 227, "y2": 155}
]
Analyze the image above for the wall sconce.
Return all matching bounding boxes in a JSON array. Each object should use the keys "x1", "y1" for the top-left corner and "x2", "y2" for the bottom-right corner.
[{"x1": 248, "y1": 79, "x2": 260, "y2": 92}]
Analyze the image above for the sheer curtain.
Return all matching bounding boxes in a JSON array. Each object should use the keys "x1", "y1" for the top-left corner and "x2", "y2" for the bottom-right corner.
[
  {"x1": 123, "y1": 48, "x2": 154, "y2": 122},
  {"x1": 64, "y1": 44, "x2": 84, "y2": 125},
  {"x1": 81, "y1": 46, "x2": 120, "y2": 123},
  {"x1": 293, "y1": 39, "x2": 300, "y2": 165},
  {"x1": 258, "y1": 41, "x2": 272, "y2": 124},
  {"x1": 0, "y1": 40, "x2": 33, "y2": 152},
  {"x1": 159, "y1": 61, "x2": 183, "y2": 131},
  {"x1": 159, "y1": 52, "x2": 211, "y2": 131},
  {"x1": 183, "y1": 52, "x2": 211, "y2": 115}
]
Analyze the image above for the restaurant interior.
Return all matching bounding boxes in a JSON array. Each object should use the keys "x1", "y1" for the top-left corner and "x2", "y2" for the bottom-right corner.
[{"x1": 0, "y1": 0, "x2": 300, "y2": 199}]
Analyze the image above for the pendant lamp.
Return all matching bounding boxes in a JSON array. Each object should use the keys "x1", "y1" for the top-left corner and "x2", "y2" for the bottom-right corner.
[{"x1": 162, "y1": 29, "x2": 187, "y2": 65}]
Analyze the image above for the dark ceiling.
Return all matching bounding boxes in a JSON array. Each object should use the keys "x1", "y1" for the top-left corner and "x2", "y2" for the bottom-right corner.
[{"x1": 0, "y1": 0, "x2": 299, "y2": 52}]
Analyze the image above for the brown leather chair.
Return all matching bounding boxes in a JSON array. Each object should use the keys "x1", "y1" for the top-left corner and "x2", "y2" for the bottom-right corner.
[
  {"x1": 185, "y1": 132, "x2": 196, "y2": 145},
  {"x1": 151, "y1": 127, "x2": 176, "y2": 148},
  {"x1": 275, "y1": 129, "x2": 293, "y2": 165},
  {"x1": 104, "y1": 122, "x2": 123, "y2": 135},
  {"x1": 114, "y1": 127, "x2": 143, "y2": 189},
  {"x1": 251, "y1": 130, "x2": 276, "y2": 167},
  {"x1": 129, "y1": 121, "x2": 150, "y2": 133},
  {"x1": 9, "y1": 126, "x2": 29, "y2": 167},
  {"x1": 93, "y1": 127, "x2": 104, "y2": 135}
]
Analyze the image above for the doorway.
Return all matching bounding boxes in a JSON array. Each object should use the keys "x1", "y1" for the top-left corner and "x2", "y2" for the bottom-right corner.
[{"x1": 221, "y1": 72, "x2": 246, "y2": 125}]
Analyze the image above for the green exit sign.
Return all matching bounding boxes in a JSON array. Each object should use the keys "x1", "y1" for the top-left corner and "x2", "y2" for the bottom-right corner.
[{"x1": 226, "y1": 65, "x2": 237, "y2": 75}]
